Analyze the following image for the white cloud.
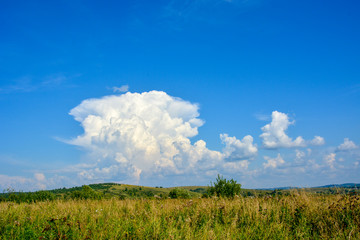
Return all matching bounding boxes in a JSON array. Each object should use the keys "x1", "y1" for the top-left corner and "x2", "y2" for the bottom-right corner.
[
  {"x1": 0, "y1": 174, "x2": 48, "y2": 191},
  {"x1": 310, "y1": 136, "x2": 325, "y2": 146},
  {"x1": 112, "y1": 85, "x2": 129, "y2": 93},
  {"x1": 223, "y1": 160, "x2": 249, "y2": 173},
  {"x1": 220, "y1": 134, "x2": 257, "y2": 160},
  {"x1": 260, "y1": 111, "x2": 306, "y2": 149},
  {"x1": 324, "y1": 153, "x2": 336, "y2": 169},
  {"x1": 254, "y1": 113, "x2": 270, "y2": 121},
  {"x1": 306, "y1": 148, "x2": 312, "y2": 155},
  {"x1": 295, "y1": 149, "x2": 306, "y2": 164},
  {"x1": 291, "y1": 149, "x2": 323, "y2": 172},
  {"x1": 0, "y1": 174, "x2": 30, "y2": 191},
  {"x1": 1, "y1": 74, "x2": 72, "y2": 94},
  {"x1": 67, "y1": 91, "x2": 251, "y2": 184},
  {"x1": 41, "y1": 74, "x2": 67, "y2": 86},
  {"x1": 336, "y1": 138, "x2": 358, "y2": 151},
  {"x1": 263, "y1": 153, "x2": 285, "y2": 169},
  {"x1": 260, "y1": 111, "x2": 324, "y2": 149},
  {"x1": 34, "y1": 173, "x2": 46, "y2": 182}
]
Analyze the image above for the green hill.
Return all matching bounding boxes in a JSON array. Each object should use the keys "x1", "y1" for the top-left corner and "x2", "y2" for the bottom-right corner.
[
  {"x1": 48, "y1": 183, "x2": 205, "y2": 200},
  {"x1": 1, "y1": 182, "x2": 359, "y2": 203}
]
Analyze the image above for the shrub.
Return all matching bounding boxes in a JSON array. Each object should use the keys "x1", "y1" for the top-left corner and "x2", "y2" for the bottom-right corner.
[
  {"x1": 169, "y1": 188, "x2": 191, "y2": 199},
  {"x1": 201, "y1": 193, "x2": 209, "y2": 198},
  {"x1": 70, "y1": 185, "x2": 102, "y2": 200},
  {"x1": 208, "y1": 174, "x2": 241, "y2": 198}
]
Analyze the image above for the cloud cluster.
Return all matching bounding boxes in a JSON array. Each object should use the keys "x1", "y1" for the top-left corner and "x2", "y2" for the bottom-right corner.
[
  {"x1": 336, "y1": 138, "x2": 358, "y2": 151},
  {"x1": 260, "y1": 111, "x2": 324, "y2": 149},
  {"x1": 68, "y1": 91, "x2": 255, "y2": 184},
  {"x1": 220, "y1": 134, "x2": 257, "y2": 160},
  {"x1": 324, "y1": 153, "x2": 336, "y2": 169},
  {"x1": 0, "y1": 173, "x2": 48, "y2": 191},
  {"x1": 310, "y1": 136, "x2": 325, "y2": 146},
  {"x1": 263, "y1": 153, "x2": 285, "y2": 169},
  {"x1": 2, "y1": 89, "x2": 355, "y2": 191},
  {"x1": 1, "y1": 85, "x2": 357, "y2": 191}
]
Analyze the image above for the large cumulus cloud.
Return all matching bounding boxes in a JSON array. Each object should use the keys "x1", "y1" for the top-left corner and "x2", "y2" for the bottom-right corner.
[{"x1": 68, "y1": 91, "x2": 257, "y2": 184}]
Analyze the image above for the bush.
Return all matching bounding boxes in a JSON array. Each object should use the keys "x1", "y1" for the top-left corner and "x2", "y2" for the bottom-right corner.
[
  {"x1": 208, "y1": 174, "x2": 241, "y2": 198},
  {"x1": 31, "y1": 190, "x2": 55, "y2": 202},
  {"x1": 202, "y1": 193, "x2": 209, "y2": 198},
  {"x1": 70, "y1": 185, "x2": 102, "y2": 200},
  {"x1": 169, "y1": 188, "x2": 191, "y2": 199}
]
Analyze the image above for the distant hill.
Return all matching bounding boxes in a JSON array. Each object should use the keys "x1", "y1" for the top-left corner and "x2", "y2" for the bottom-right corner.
[
  {"x1": 1, "y1": 182, "x2": 359, "y2": 201},
  {"x1": 256, "y1": 186, "x2": 299, "y2": 191},
  {"x1": 48, "y1": 183, "x2": 206, "y2": 199},
  {"x1": 257, "y1": 183, "x2": 360, "y2": 191},
  {"x1": 314, "y1": 183, "x2": 359, "y2": 188},
  {"x1": 39, "y1": 182, "x2": 360, "y2": 198}
]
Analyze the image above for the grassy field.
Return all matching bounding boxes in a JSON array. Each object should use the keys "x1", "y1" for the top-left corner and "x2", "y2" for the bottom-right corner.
[{"x1": 1, "y1": 191, "x2": 359, "y2": 239}]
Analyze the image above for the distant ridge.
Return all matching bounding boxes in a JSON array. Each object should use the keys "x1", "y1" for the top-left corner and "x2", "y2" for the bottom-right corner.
[
  {"x1": 256, "y1": 186, "x2": 299, "y2": 191},
  {"x1": 1, "y1": 182, "x2": 359, "y2": 195},
  {"x1": 314, "y1": 183, "x2": 360, "y2": 188},
  {"x1": 256, "y1": 183, "x2": 360, "y2": 191}
]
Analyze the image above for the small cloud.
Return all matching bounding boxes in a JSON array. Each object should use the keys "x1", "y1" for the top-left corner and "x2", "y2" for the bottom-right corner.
[
  {"x1": 0, "y1": 73, "x2": 74, "y2": 94},
  {"x1": 263, "y1": 153, "x2": 285, "y2": 169},
  {"x1": 34, "y1": 173, "x2": 46, "y2": 182},
  {"x1": 324, "y1": 153, "x2": 336, "y2": 169},
  {"x1": 307, "y1": 148, "x2": 312, "y2": 155},
  {"x1": 254, "y1": 113, "x2": 270, "y2": 121},
  {"x1": 0, "y1": 174, "x2": 32, "y2": 191},
  {"x1": 260, "y1": 111, "x2": 324, "y2": 149},
  {"x1": 112, "y1": 85, "x2": 129, "y2": 93},
  {"x1": 223, "y1": 160, "x2": 249, "y2": 173},
  {"x1": 295, "y1": 149, "x2": 306, "y2": 163},
  {"x1": 41, "y1": 74, "x2": 67, "y2": 86},
  {"x1": 336, "y1": 138, "x2": 358, "y2": 151},
  {"x1": 0, "y1": 77, "x2": 36, "y2": 93},
  {"x1": 260, "y1": 111, "x2": 306, "y2": 149},
  {"x1": 220, "y1": 134, "x2": 258, "y2": 160},
  {"x1": 310, "y1": 136, "x2": 325, "y2": 146}
]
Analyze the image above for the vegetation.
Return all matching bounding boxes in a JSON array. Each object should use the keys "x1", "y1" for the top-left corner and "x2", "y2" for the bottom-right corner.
[
  {"x1": 1, "y1": 184, "x2": 209, "y2": 203},
  {"x1": 1, "y1": 179, "x2": 360, "y2": 238},
  {"x1": 0, "y1": 188, "x2": 56, "y2": 204},
  {"x1": 1, "y1": 181, "x2": 359, "y2": 203},
  {"x1": 68, "y1": 185, "x2": 103, "y2": 200},
  {"x1": 208, "y1": 174, "x2": 241, "y2": 198},
  {"x1": 0, "y1": 191, "x2": 359, "y2": 239},
  {"x1": 169, "y1": 188, "x2": 191, "y2": 199}
]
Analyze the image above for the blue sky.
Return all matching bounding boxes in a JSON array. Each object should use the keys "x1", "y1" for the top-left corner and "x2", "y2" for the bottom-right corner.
[{"x1": 0, "y1": 0, "x2": 359, "y2": 191}]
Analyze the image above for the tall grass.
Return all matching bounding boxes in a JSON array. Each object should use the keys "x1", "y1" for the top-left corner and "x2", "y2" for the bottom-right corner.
[{"x1": 1, "y1": 191, "x2": 359, "y2": 239}]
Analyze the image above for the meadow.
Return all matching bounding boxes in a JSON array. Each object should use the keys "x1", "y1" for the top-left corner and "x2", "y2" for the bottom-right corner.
[{"x1": 1, "y1": 190, "x2": 359, "y2": 239}]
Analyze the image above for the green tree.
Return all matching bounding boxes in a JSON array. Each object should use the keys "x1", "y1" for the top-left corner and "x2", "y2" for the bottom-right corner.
[
  {"x1": 208, "y1": 174, "x2": 241, "y2": 198},
  {"x1": 169, "y1": 188, "x2": 191, "y2": 199}
]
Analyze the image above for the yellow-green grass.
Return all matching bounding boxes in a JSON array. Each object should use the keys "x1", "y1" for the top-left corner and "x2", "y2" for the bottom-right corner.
[{"x1": 1, "y1": 191, "x2": 359, "y2": 239}]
